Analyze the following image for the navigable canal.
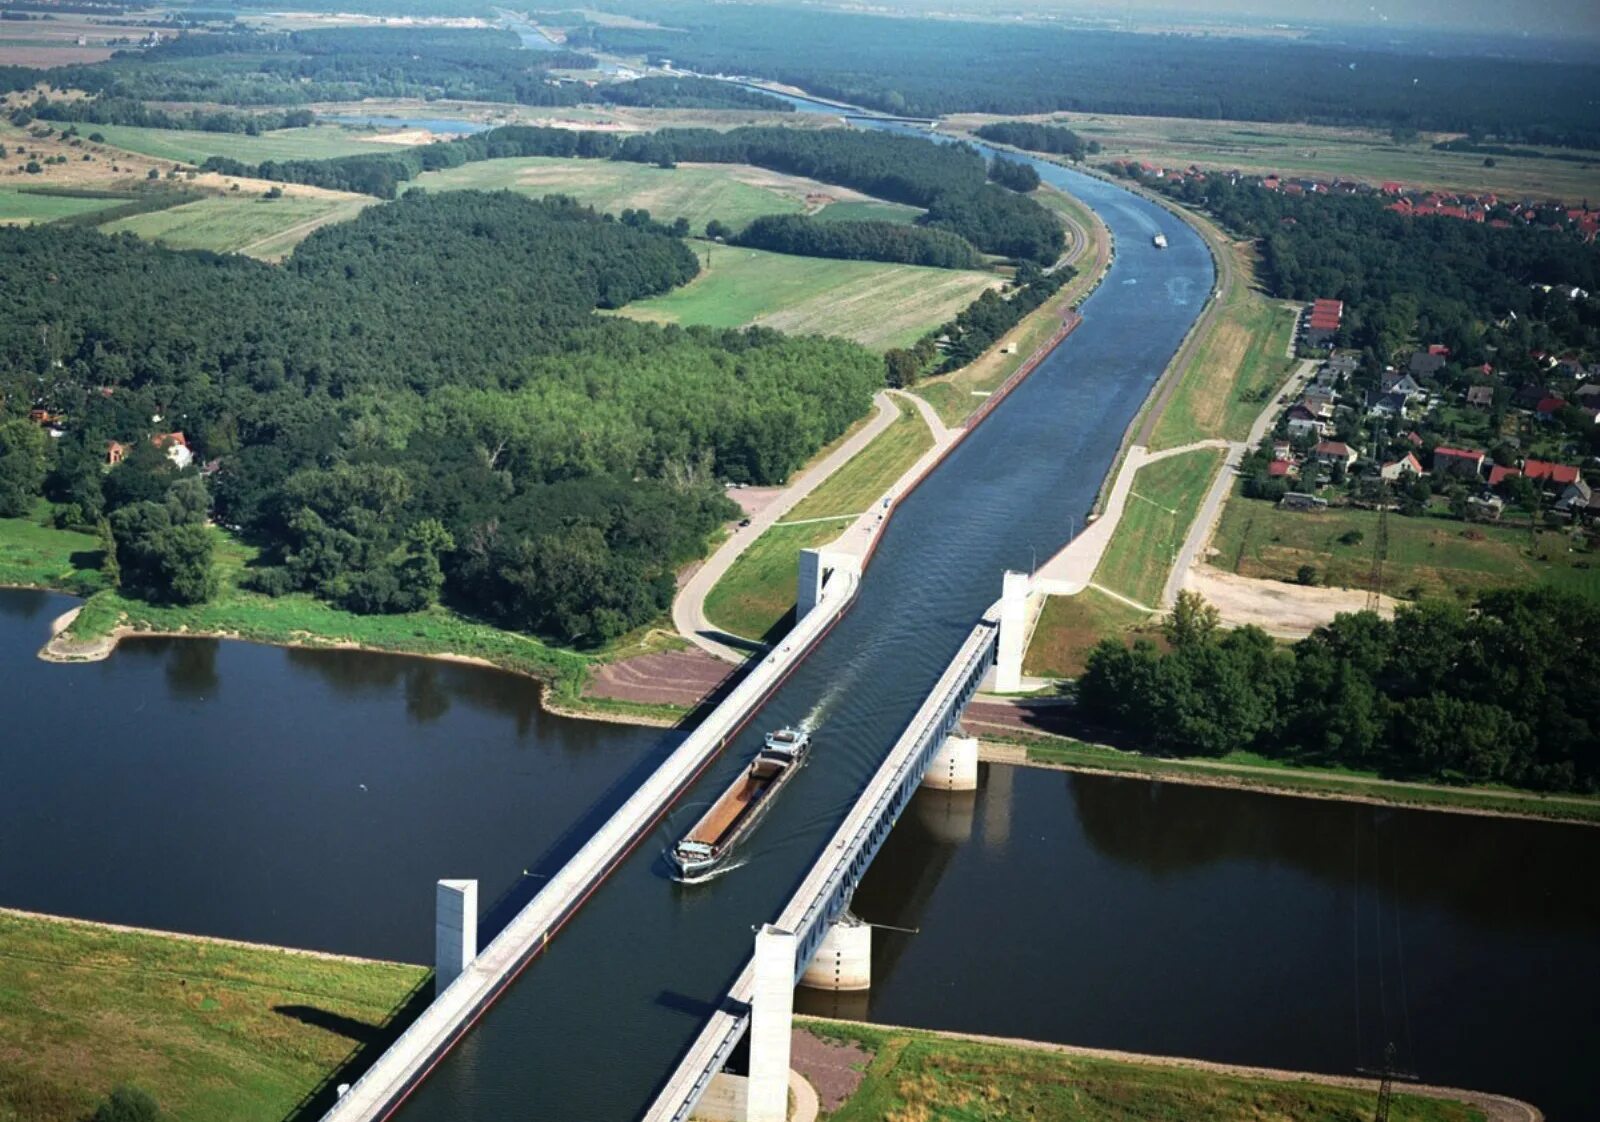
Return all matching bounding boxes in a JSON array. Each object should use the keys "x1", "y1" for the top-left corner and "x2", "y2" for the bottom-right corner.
[{"x1": 0, "y1": 120, "x2": 1592, "y2": 1121}]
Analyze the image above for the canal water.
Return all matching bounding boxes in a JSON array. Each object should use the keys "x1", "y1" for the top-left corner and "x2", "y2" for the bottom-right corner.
[{"x1": 0, "y1": 103, "x2": 1592, "y2": 1120}]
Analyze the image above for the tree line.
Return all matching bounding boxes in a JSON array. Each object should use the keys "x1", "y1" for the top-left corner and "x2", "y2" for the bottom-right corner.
[
  {"x1": 581, "y1": 0, "x2": 1600, "y2": 149},
  {"x1": 730, "y1": 213, "x2": 984, "y2": 269},
  {"x1": 884, "y1": 260, "x2": 1071, "y2": 385},
  {"x1": 0, "y1": 191, "x2": 881, "y2": 644},
  {"x1": 201, "y1": 123, "x2": 1065, "y2": 262},
  {"x1": 974, "y1": 121, "x2": 1100, "y2": 162},
  {"x1": 1081, "y1": 590, "x2": 1599, "y2": 794}
]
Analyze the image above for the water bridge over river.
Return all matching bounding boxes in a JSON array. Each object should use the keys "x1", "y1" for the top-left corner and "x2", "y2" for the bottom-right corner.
[{"x1": 322, "y1": 149, "x2": 1215, "y2": 1122}]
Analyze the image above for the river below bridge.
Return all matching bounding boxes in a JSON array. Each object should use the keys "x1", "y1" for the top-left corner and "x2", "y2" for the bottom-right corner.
[{"x1": 0, "y1": 124, "x2": 1594, "y2": 1120}]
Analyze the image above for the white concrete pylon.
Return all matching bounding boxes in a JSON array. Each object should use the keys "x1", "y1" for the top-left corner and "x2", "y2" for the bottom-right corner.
[
  {"x1": 799, "y1": 913, "x2": 872, "y2": 992},
  {"x1": 434, "y1": 879, "x2": 478, "y2": 994},
  {"x1": 747, "y1": 924, "x2": 797, "y2": 1122},
  {"x1": 994, "y1": 570, "x2": 1031, "y2": 692},
  {"x1": 922, "y1": 734, "x2": 978, "y2": 791}
]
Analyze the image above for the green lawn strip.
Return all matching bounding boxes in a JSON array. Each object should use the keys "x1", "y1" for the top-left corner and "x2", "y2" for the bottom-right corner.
[
  {"x1": 702, "y1": 520, "x2": 843, "y2": 641},
  {"x1": 1022, "y1": 586, "x2": 1155, "y2": 679},
  {"x1": 102, "y1": 193, "x2": 370, "y2": 258},
  {"x1": 786, "y1": 400, "x2": 931, "y2": 521},
  {"x1": 1093, "y1": 447, "x2": 1226, "y2": 607},
  {"x1": 0, "y1": 507, "x2": 105, "y2": 594},
  {"x1": 616, "y1": 244, "x2": 996, "y2": 352},
  {"x1": 1149, "y1": 285, "x2": 1295, "y2": 450},
  {"x1": 1210, "y1": 487, "x2": 1600, "y2": 602},
  {"x1": 811, "y1": 198, "x2": 923, "y2": 224},
  {"x1": 0, "y1": 187, "x2": 130, "y2": 225},
  {"x1": 0, "y1": 910, "x2": 427, "y2": 1122},
  {"x1": 1002, "y1": 736, "x2": 1600, "y2": 825},
  {"x1": 411, "y1": 155, "x2": 808, "y2": 233},
  {"x1": 87, "y1": 123, "x2": 400, "y2": 165},
  {"x1": 803, "y1": 1019, "x2": 1485, "y2": 1122}
]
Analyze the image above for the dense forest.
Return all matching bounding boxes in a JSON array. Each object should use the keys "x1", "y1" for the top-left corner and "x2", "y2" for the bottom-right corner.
[
  {"x1": 731, "y1": 214, "x2": 983, "y2": 269},
  {"x1": 590, "y1": 75, "x2": 791, "y2": 112},
  {"x1": 575, "y1": 1, "x2": 1600, "y2": 149},
  {"x1": 1133, "y1": 171, "x2": 1600, "y2": 366},
  {"x1": 0, "y1": 192, "x2": 881, "y2": 644},
  {"x1": 974, "y1": 121, "x2": 1100, "y2": 162},
  {"x1": 1080, "y1": 590, "x2": 1599, "y2": 794},
  {"x1": 205, "y1": 123, "x2": 1066, "y2": 262}
]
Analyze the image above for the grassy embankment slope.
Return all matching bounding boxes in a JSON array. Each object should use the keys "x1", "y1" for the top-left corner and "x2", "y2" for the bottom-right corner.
[
  {"x1": 0, "y1": 909, "x2": 426, "y2": 1122},
  {"x1": 1212, "y1": 492, "x2": 1600, "y2": 602},
  {"x1": 703, "y1": 398, "x2": 933, "y2": 640},
  {"x1": 0, "y1": 506, "x2": 681, "y2": 724},
  {"x1": 619, "y1": 245, "x2": 996, "y2": 352},
  {"x1": 1093, "y1": 447, "x2": 1228, "y2": 609},
  {"x1": 910, "y1": 184, "x2": 1110, "y2": 426},
  {"x1": 949, "y1": 109, "x2": 1600, "y2": 202},
  {"x1": 806, "y1": 1019, "x2": 1490, "y2": 1122}
]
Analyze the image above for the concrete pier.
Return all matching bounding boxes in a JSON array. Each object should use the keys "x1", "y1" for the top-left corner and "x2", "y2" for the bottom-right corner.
[
  {"x1": 748, "y1": 925, "x2": 798, "y2": 1122},
  {"x1": 433, "y1": 880, "x2": 477, "y2": 993},
  {"x1": 921, "y1": 734, "x2": 978, "y2": 791},
  {"x1": 800, "y1": 913, "x2": 871, "y2": 992},
  {"x1": 993, "y1": 571, "x2": 1031, "y2": 692},
  {"x1": 797, "y1": 548, "x2": 856, "y2": 618}
]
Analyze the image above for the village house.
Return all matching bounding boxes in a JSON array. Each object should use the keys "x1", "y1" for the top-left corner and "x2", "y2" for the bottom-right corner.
[
  {"x1": 1271, "y1": 440, "x2": 1294, "y2": 462},
  {"x1": 1312, "y1": 440, "x2": 1358, "y2": 468},
  {"x1": 1466, "y1": 385, "x2": 1495, "y2": 409},
  {"x1": 1407, "y1": 351, "x2": 1447, "y2": 379},
  {"x1": 1285, "y1": 404, "x2": 1329, "y2": 439},
  {"x1": 1380, "y1": 453, "x2": 1425, "y2": 481},
  {"x1": 1304, "y1": 298, "x2": 1343, "y2": 347},
  {"x1": 1300, "y1": 391, "x2": 1338, "y2": 420},
  {"x1": 1382, "y1": 370, "x2": 1427, "y2": 398},
  {"x1": 1433, "y1": 446, "x2": 1486, "y2": 480},
  {"x1": 1266, "y1": 460, "x2": 1297, "y2": 479},
  {"x1": 1556, "y1": 478, "x2": 1593, "y2": 516},
  {"x1": 1524, "y1": 459, "x2": 1582, "y2": 492},
  {"x1": 106, "y1": 432, "x2": 193, "y2": 470}
]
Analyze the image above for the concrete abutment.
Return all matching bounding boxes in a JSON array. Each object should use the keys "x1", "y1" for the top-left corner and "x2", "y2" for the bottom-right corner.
[
  {"x1": 799, "y1": 912, "x2": 872, "y2": 992},
  {"x1": 433, "y1": 879, "x2": 477, "y2": 993}
]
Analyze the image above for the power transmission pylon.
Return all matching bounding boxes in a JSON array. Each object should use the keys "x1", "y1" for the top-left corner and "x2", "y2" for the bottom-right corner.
[
  {"x1": 1358, "y1": 1041, "x2": 1417, "y2": 1122},
  {"x1": 1367, "y1": 500, "x2": 1388, "y2": 613}
]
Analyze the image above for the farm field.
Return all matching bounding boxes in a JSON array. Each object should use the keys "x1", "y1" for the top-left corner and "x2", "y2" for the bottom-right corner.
[
  {"x1": 0, "y1": 187, "x2": 128, "y2": 225},
  {"x1": 948, "y1": 110, "x2": 1600, "y2": 201},
  {"x1": 0, "y1": 908, "x2": 426, "y2": 1122},
  {"x1": 87, "y1": 123, "x2": 405, "y2": 165},
  {"x1": 102, "y1": 193, "x2": 373, "y2": 258},
  {"x1": 617, "y1": 245, "x2": 997, "y2": 351},
  {"x1": 1210, "y1": 488, "x2": 1600, "y2": 602},
  {"x1": 409, "y1": 155, "x2": 904, "y2": 232},
  {"x1": 810, "y1": 198, "x2": 922, "y2": 224},
  {"x1": 1093, "y1": 447, "x2": 1227, "y2": 608},
  {"x1": 1149, "y1": 238, "x2": 1297, "y2": 451},
  {"x1": 1023, "y1": 585, "x2": 1155, "y2": 679},
  {"x1": 806, "y1": 1020, "x2": 1484, "y2": 1122}
]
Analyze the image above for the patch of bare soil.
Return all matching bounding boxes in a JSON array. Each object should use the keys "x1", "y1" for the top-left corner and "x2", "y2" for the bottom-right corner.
[
  {"x1": 1187, "y1": 564, "x2": 1397, "y2": 638},
  {"x1": 584, "y1": 650, "x2": 733, "y2": 706},
  {"x1": 790, "y1": 1028, "x2": 870, "y2": 1113}
]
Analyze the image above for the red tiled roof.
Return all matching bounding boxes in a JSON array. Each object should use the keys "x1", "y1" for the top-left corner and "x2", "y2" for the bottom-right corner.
[
  {"x1": 1435, "y1": 446, "x2": 1484, "y2": 460},
  {"x1": 1267, "y1": 461, "x2": 1293, "y2": 477},
  {"x1": 1488, "y1": 465, "x2": 1521, "y2": 487},
  {"x1": 1536, "y1": 397, "x2": 1567, "y2": 415},
  {"x1": 1314, "y1": 441, "x2": 1353, "y2": 456},
  {"x1": 1524, "y1": 460, "x2": 1580, "y2": 485}
]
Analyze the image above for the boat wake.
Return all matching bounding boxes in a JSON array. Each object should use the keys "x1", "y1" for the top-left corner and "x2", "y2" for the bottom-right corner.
[{"x1": 671, "y1": 856, "x2": 749, "y2": 886}]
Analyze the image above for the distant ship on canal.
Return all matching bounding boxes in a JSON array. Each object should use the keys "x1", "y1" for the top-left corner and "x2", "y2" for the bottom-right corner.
[
  {"x1": 1153, "y1": 232, "x2": 1169, "y2": 248},
  {"x1": 672, "y1": 727, "x2": 812, "y2": 880}
]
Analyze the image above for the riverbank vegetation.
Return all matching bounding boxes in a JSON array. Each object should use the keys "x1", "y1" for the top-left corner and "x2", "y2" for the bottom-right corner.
[
  {"x1": 1, "y1": 189, "x2": 881, "y2": 648},
  {"x1": 1080, "y1": 588, "x2": 1599, "y2": 794},
  {"x1": 801, "y1": 1019, "x2": 1489, "y2": 1122},
  {"x1": 0, "y1": 908, "x2": 426, "y2": 1122}
]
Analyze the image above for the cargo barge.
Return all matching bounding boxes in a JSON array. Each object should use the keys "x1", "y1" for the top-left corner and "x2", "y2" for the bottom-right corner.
[{"x1": 671, "y1": 728, "x2": 811, "y2": 880}]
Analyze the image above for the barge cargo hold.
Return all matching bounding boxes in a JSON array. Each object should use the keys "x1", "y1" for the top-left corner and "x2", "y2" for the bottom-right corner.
[{"x1": 672, "y1": 728, "x2": 811, "y2": 880}]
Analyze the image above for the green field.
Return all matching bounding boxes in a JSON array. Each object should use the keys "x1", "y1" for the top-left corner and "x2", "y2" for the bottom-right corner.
[
  {"x1": 0, "y1": 187, "x2": 128, "y2": 225},
  {"x1": 810, "y1": 198, "x2": 923, "y2": 224},
  {"x1": 0, "y1": 909, "x2": 426, "y2": 1122},
  {"x1": 618, "y1": 245, "x2": 996, "y2": 351},
  {"x1": 805, "y1": 1019, "x2": 1486, "y2": 1122},
  {"x1": 786, "y1": 399, "x2": 931, "y2": 520},
  {"x1": 1023, "y1": 585, "x2": 1154, "y2": 679},
  {"x1": 89, "y1": 123, "x2": 401, "y2": 165},
  {"x1": 702, "y1": 519, "x2": 845, "y2": 642},
  {"x1": 1149, "y1": 243, "x2": 1296, "y2": 451},
  {"x1": 411, "y1": 155, "x2": 814, "y2": 232},
  {"x1": 102, "y1": 193, "x2": 372, "y2": 258},
  {"x1": 1211, "y1": 489, "x2": 1600, "y2": 602},
  {"x1": 0, "y1": 506, "x2": 105, "y2": 594},
  {"x1": 1094, "y1": 448, "x2": 1226, "y2": 607}
]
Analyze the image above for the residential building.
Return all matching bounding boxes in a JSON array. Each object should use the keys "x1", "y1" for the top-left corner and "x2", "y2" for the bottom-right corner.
[
  {"x1": 1433, "y1": 446, "x2": 1486, "y2": 480},
  {"x1": 1312, "y1": 440, "x2": 1358, "y2": 468},
  {"x1": 1380, "y1": 453, "x2": 1424, "y2": 481},
  {"x1": 1465, "y1": 385, "x2": 1495, "y2": 409}
]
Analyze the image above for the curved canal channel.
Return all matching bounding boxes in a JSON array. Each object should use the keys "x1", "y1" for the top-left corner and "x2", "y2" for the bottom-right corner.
[{"x1": 1, "y1": 135, "x2": 1594, "y2": 1119}]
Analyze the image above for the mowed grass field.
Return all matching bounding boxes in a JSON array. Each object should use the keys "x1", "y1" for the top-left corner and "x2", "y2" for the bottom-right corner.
[
  {"x1": 1094, "y1": 447, "x2": 1226, "y2": 607},
  {"x1": 102, "y1": 193, "x2": 373, "y2": 259},
  {"x1": 705, "y1": 401, "x2": 935, "y2": 640},
  {"x1": 0, "y1": 909, "x2": 426, "y2": 1122},
  {"x1": 806, "y1": 1020, "x2": 1484, "y2": 1122},
  {"x1": 0, "y1": 505, "x2": 104, "y2": 593},
  {"x1": 1211, "y1": 490, "x2": 1600, "y2": 602},
  {"x1": 618, "y1": 245, "x2": 997, "y2": 351},
  {"x1": 1023, "y1": 585, "x2": 1155, "y2": 679},
  {"x1": 1150, "y1": 241, "x2": 1296, "y2": 450},
  {"x1": 0, "y1": 187, "x2": 128, "y2": 225},
  {"x1": 949, "y1": 110, "x2": 1600, "y2": 201},
  {"x1": 88, "y1": 122, "x2": 404, "y2": 165}
]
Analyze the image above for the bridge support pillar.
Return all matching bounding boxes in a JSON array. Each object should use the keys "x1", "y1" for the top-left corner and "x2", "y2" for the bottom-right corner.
[
  {"x1": 800, "y1": 913, "x2": 871, "y2": 992},
  {"x1": 434, "y1": 879, "x2": 477, "y2": 994},
  {"x1": 748, "y1": 924, "x2": 797, "y2": 1122},
  {"x1": 921, "y1": 734, "x2": 978, "y2": 791},
  {"x1": 796, "y1": 548, "x2": 856, "y2": 619},
  {"x1": 994, "y1": 570, "x2": 1031, "y2": 693}
]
